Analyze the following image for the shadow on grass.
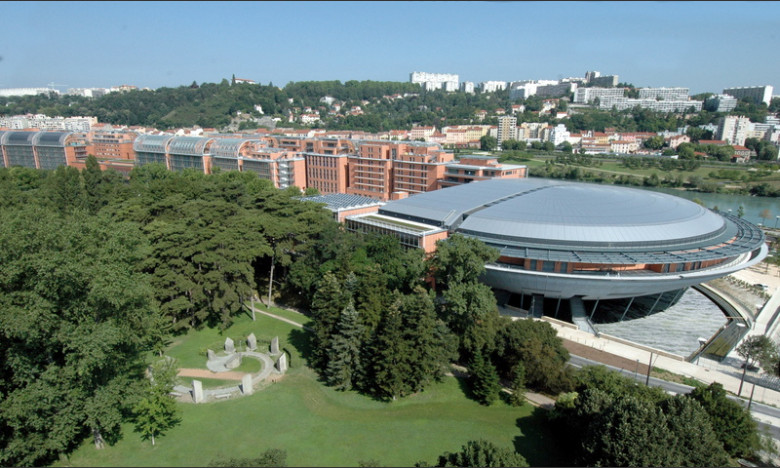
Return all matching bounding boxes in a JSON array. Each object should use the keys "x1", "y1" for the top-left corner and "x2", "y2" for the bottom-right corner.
[
  {"x1": 454, "y1": 375, "x2": 483, "y2": 404},
  {"x1": 288, "y1": 327, "x2": 314, "y2": 367},
  {"x1": 514, "y1": 408, "x2": 572, "y2": 467}
]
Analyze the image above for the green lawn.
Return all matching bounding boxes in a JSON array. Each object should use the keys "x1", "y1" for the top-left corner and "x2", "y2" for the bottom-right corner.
[
  {"x1": 58, "y1": 369, "x2": 561, "y2": 467},
  {"x1": 57, "y1": 311, "x2": 565, "y2": 467}
]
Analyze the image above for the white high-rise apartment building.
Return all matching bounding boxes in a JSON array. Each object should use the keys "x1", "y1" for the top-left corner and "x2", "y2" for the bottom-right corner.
[
  {"x1": 574, "y1": 87, "x2": 625, "y2": 104},
  {"x1": 598, "y1": 97, "x2": 703, "y2": 112},
  {"x1": 0, "y1": 88, "x2": 60, "y2": 97},
  {"x1": 638, "y1": 87, "x2": 690, "y2": 101},
  {"x1": 705, "y1": 94, "x2": 738, "y2": 112},
  {"x1": 460, "y1": 81, "x2": 475, "y2": 94},
  {"x1": 410, "y1": 72, "x2": 459, "y2": 92},
  {"x1": 480, "y1": 81, "x2": 508, "y2": 93},
  {"x1": 717, "y1": 115, "x2": 751, "y2": 146},
  {"x1": 722, "y1": 85, "x2": 774, "y2": 105},
  {"x1": 443, "y1": 81, "x2": 459, "y2": 92},
  {"x1": 0, "y1": 114, "x2": 97, "y2": 132},
  {"x1": 549, "y1": 124, "x2": 571, "y2": 147}
]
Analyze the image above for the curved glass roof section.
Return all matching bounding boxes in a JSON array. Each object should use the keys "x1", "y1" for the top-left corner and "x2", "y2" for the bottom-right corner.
[
  {"x1": 133, "y1": 134, "x2": 174, "y2": 153},
  {"x1": 168, "y1": 136, "x2": 213, "y2": 156},
  {"x1": 210, "y1": 139, "x2": 258, "y2": 158},
  {"x1": 33, "y1": 132, "x2": 70, "y2": 147},
  {"x1": 2, "y1": 131, "x2": 37, "y2": 145}
]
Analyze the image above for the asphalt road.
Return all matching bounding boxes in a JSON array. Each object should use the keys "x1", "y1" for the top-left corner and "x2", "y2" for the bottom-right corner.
[{"x1": 569, "y1": 354, "x2": 780, "y2": 440}]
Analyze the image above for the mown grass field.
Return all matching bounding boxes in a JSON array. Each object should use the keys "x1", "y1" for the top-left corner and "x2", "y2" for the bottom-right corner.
[{"x1": 55, "y1": 308, "x2": 565, "y2": 467}]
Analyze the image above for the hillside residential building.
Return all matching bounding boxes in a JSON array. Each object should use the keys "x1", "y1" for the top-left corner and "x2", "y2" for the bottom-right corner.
[
  {"x1": 480, "y1": 81, "x2": 508, "y2": 93},
  {"x1": 705, "y1": 94, "x2": 738, "y2": 112},
  {"x1": 549, "y1": 124, "x2": 571, "y2": 147},
  {"x1": 598, "y1": 97, "x2": 703, "y2": 112},
  {"x1": 410, "y1": 72, "x2": 459, "y2": 92},
  {"x1": 496, "y1": 116, "x2": 517, "y2": 146},
  {"x1": 0, "y1": 88, "x2": 59, "y2": 97},
  {"x1": 717, "y1": 115, "x2": 751, "y2": 146},
  {"x1": 535, "y1": 82, "x2": 577, "y2": 98},
  {"x1": 573, "y1": 87, "x2": 625, "y2": 104},
  {"x1": 722, "y1": 85, "x2": 774, "y2": 105},
  {"x1": 638, "y1": 87, "x2": 689, "y2": 101},
  {"x1": 0, "y1": 114, "x2": 97, "y2": 132},
  {"x1": 585, "y1": 71, "x2": 619, "y2": 87}
]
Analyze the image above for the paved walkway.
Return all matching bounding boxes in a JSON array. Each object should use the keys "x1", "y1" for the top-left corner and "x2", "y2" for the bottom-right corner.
[
  {"x1": 246, "y1": 303, "x2": 312, "y2": 331},
  {"x1": 178, "y1": 368, "x2": 245, "y2": 381},
  {"x1": 545, "y1": 318, "x2": 780, "y2": 407}
]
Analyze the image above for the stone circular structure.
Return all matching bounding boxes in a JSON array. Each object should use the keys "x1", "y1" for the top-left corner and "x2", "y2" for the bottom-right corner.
[{"x1": 376, "y1": 178, "x2": 768, "y2": 301}]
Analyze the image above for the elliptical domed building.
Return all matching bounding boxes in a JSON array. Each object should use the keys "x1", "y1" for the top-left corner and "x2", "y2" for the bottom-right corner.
[{"x1": 344, "y1": 178, "x2": 767, "y2": 314}]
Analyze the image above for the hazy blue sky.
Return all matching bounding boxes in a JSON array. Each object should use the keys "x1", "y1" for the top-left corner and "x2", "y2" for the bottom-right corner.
[{"x1": 2, "y1": 1, "x2": 778, "y2": 94}]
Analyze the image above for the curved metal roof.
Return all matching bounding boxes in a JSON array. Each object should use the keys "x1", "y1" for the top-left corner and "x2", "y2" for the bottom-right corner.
[
  {"x1": 378, "y1": 178, "x2": 765, "y2": 263},
  {"x1": 458, "y1": 183, "x2": 724, "y2": 245}
]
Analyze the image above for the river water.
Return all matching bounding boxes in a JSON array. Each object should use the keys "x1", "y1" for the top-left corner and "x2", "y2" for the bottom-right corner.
[
  {"x1": 642, "y1": 187, "x2": 780, "y2": 228},
  {"x1": 531, "y1": 178, "x2": 775, "y2": 357},
  {"x1": 592, "y1": 288, "x2": 727, "y2": 358}
]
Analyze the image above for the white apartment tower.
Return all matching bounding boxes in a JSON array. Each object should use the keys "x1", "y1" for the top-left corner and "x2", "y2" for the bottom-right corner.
[
  {"x1": 638, "y1": 87, "x2": 690, "y2": 101},
  {"x1": 480, "y1": 81, "x2": 508, "y2": 93},
  {"x1": 410, "y1": 72, "x2": 459, "y2": 92},
  {"x1": 717, "y1": 115, "x2": 752, "y2": 146},
  {"x1": 574, "y1": 87, "x2": 625, "y2": 104},
  {"x1": 722, "y1": 86, "x2": 774, "y2": 105}
]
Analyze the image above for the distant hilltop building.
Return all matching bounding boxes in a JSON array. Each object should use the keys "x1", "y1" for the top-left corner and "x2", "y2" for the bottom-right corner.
[
  {"x1": 598, "y1": 97, "x2": 703, "y2": 113},
  {"x1": 638, "y1": 87, "x2": 689, "y2": 101},
  {"x1": 0, "y1": 114, "x2": 97, "y2": 132},
  {"x1": 410, "y1": 71, "x2": 459, "y2": 92},
  {"x1": 111, "y1": 84, "x2": 138, "y2": 93},
  {"x1": 722, "y1": 85, "x2": 774, "y2": 106},
  {"x1": 0, "y1": 87, "x2": 59, "y2": 97},
  {"x1": 66, "y1": 88, "x2": 112, "y2": 98},
  {"x1": 574, "y1": 87, "x2": 625, "y2": 104},
  {"x1": 585, "y1": 71, "x2": 619, "y2": 87},
  {"x1": 480, "y1": 81, "x2": 508, "y2": 93},
  {"x1": 704, "y1": 94, "x2": 738, "y2": 112}
]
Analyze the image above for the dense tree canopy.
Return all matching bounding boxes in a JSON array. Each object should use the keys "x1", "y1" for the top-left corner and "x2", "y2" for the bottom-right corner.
[
  {"x1": 0, "y1": 207, "x2": 160, "y2": 466},
  {"x1": 0, "y1": 162, "x2": 345, "y2": 465},
  {"x1": 550, "y1": 366, "x2": 756, "y2": 466}
]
